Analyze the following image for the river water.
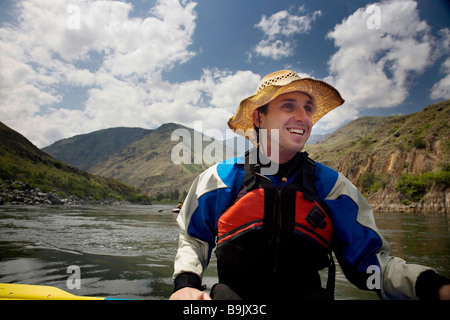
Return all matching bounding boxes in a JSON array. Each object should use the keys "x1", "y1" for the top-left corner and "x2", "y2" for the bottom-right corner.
[{"x1": 0, "y1": 205, "x2": 449, "y2": 300}]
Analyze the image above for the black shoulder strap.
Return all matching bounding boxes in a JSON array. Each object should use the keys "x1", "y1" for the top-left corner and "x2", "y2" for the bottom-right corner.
[
  {"x1": 243, "y1": 150, "x2": 258, "y2": 191},
  {"x1": 300, "y1": 154, "x2": 335, "y2": 299},
  {"x1": 301, "y1": 155, "x2": 317, "y2": 202}
]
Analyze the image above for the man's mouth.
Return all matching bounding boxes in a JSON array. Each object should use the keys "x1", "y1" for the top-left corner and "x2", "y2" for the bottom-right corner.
[{"x1": 287, "y1": 128, "x2": 305, "y2": 136}]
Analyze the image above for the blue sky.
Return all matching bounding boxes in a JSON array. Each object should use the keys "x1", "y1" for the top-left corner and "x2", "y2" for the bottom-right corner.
[{"x1": 0, "y1": 0, "x2": 449, "y2": 148}]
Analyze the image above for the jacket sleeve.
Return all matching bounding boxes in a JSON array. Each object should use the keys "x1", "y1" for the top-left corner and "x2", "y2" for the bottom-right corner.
[
  {"x1": 314, "y1": 163, "x2": 433, "y2": 299},
  {"x1": 173, "y1": 160, "x2": 244, "y2": 288}
]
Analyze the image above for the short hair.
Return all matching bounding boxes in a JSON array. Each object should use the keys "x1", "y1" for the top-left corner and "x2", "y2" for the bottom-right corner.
[{"x1": 258, "y1": 103, "x2": 269, "y2": 115}]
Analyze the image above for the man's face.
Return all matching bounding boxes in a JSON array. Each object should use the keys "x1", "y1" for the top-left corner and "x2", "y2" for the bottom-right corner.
[{"x1": 253, "y1": 92, "x2": 315, "y2": 163}]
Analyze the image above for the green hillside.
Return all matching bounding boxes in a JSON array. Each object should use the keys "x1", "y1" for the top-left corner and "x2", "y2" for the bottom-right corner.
[
  {"x1": 306, "y1": 100, "x2": 450, "y2": 169},
  {"x1": 43, "y1": 123, "x2": 233, "y2": 200},
  {"x1": 82, "y1": 123, "x2": 212, "y2": 198},
  {"x1": 305, "y1": 100, "x2": 449, "y2": 214},
  {"x1": 42, "y1": 127, "x2": 151, "y2": 170},
  {"x1": 0, "y1": 122, "x2": 151, "y2": 205}
]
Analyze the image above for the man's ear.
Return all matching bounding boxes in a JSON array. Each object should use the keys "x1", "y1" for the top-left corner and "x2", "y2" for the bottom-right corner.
[{"x1": 252, "y1": 109, "x2": 261, "y2": 128}]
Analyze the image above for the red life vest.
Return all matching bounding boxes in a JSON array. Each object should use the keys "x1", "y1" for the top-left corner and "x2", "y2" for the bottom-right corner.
[{"x1": 215, "y1": 152, "x2": 335, "y2": 300}]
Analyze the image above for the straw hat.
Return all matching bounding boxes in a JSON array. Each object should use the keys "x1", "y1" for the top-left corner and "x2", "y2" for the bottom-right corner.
[{"x1": 227, "y1": 70, "x2": 344, "y2": 141}]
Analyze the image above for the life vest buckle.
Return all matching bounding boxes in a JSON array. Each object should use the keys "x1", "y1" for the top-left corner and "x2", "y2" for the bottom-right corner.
[{"x1": 306, "y1": 206, "x2": 327, "y2": 229}]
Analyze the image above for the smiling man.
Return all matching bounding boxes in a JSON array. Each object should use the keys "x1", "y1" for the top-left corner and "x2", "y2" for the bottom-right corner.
[
  {"x1": 252, "y1": 91, "x2": 315, "y2": 163},
  {"x1": 170, "y1": 70, "x2": 450, "y2": 300}
]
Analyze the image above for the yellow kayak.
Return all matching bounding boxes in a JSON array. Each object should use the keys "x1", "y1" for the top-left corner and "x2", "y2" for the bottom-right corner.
[{"x1": 0, "y1": 283, "x2": 107, "y2": 300}]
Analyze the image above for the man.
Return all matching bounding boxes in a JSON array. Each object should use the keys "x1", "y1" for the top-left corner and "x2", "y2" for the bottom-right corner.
[{"x1": 170, "y1": 70, "x2": 450, "y2": 300}]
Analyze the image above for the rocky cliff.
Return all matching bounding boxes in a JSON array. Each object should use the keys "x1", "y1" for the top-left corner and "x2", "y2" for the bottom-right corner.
[{"x1": 305, "y1": 100, "x2": 449, "y2": 214}]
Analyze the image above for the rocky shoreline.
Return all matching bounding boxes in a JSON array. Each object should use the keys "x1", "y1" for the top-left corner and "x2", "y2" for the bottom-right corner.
[
  {"x1": 368, "y1": 185, "x2": 449, "y2": 215},
  {"x1": 1, "y1": 181, "x2": 446, "y2": 214},
  {"x1": 0, "y1": 181, "x2": 130, "y2": 206}
]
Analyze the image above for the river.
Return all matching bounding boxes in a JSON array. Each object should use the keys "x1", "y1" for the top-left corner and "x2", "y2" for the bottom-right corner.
[{"x1": 0, "y1": 205, "x2": 449, "y2": 300}]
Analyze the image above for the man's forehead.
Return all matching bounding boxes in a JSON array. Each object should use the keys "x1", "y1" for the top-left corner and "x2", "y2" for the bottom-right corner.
[{"x1": 273, "y1": 91, "x2": 316, "y2": 104}]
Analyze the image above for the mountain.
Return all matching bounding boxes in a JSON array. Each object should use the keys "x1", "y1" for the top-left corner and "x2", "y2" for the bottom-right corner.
[
  {"x1": 88, "y1": 123, "x2": 210, "y2": 197},
  {"x1": 42, "y1": 127, "x2": 151, "y2": 171},
  {"x1": 304, "y1": 100, "x2": 450, "y2": 214},
  {"x1": 42, "y1": 100, "x2": 449, "y2": 212},
  {"x1": 0, "y1": 122, "x2": 150, "y2": 205},
  {"x1": 306, "y1": 133, "x2": 329, "y2": 144},
  {"x1": 44, "y1": 123, "x2": 240, "y2": 198}
]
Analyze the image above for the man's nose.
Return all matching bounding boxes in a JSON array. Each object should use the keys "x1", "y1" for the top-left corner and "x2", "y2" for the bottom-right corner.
[{"x1": 294, "y1": 107, "x2": 308, "y2": 121}]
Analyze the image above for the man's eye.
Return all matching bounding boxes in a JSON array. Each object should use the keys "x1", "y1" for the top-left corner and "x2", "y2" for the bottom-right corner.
[{"x1": 284, "y1": 103, "x2": 294, "y2": 110}]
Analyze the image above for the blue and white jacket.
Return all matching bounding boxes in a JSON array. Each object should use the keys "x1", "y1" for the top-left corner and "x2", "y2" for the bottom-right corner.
[{"x1": 173, "y1": 152, "x2": 432, "y2": 299}]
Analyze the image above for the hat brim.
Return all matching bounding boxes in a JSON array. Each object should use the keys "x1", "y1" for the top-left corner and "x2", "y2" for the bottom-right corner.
[{"x1": 227, "y1": 78, "x2": 344, "y2": 140}]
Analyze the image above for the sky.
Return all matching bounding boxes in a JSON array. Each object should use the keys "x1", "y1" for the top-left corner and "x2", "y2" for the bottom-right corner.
[{"x1": 0, "y1": 0, "x2": 449, "y2": 148}]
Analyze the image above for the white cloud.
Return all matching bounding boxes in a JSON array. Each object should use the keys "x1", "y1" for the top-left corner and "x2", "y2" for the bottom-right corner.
[
  {"x1": 136, "y1": 68, "x2": 260, "y2": 137},
  {"x1": 430, "y1": 57, "x2": 450, "y2": 100},
  {"x1": 254, "y1": 39, "x2": 294, "y2": 61},
  {"x1": 207, "y1": 69, "x2": 261, "y2": 113},
  {"x1": 253, "y1": 7, "x2": 322, "y2": 60},
  {"x1": 318, "y1": 0, "x2": 437, "y2": 131},
  {"x1": 99, "y1": 0, "x2": 197, "y2": 77},
  {"x1": 256, "y1": 10, "x2": 316, "y2": 38},
  {"x1": 1, "y1": 0, "x2": 445, "y2": 150},
  {"x1": 313, "y1": 105, "x2": 361, "y2": 136},
  {"x1": 430, "y1": 28, "x2": 450, "y2": 100},
  {"x1": 0, "y1": 0, "x2": 200, "y2": 147}
]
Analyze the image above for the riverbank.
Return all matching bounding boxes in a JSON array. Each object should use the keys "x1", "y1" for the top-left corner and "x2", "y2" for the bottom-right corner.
[
  {"x1": 0, "y1": 181, "x2": 148, "y2": 206},
  {"x1": 368, "y1": 185, "x2": 449, "y2": 215},
  {"x1": 2, "y1": 180, "x2": 448, "y2": 214}
]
